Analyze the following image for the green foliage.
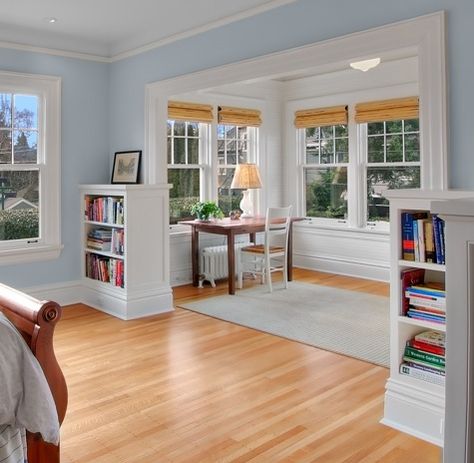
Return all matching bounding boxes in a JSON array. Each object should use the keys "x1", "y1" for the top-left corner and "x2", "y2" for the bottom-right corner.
[
  {"x1": 0, "y1": 209, "x2": 38, "y2": 240},
  {"x1": 190, "y1": 201, "x2": 224, "y2": 221},
  {"x1": 306, "y1": 168, "x2": 347, "y2": 219}
]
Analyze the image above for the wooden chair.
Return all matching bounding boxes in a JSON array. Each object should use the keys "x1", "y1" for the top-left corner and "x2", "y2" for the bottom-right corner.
[{"x1": 237, "y1": 206, "x2": 292, "y2": 292}]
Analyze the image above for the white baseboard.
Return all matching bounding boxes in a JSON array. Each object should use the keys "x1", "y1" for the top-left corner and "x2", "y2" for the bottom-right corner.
[
  {"x1": 294, "y1": 253, "x2": 390, "y2": 282},
  {"x1": 23, "y1": 280, "x2": 83, "y2": 306},
  {"x1": 22, "y1": 280, "x2": 174, "y2": 319}
]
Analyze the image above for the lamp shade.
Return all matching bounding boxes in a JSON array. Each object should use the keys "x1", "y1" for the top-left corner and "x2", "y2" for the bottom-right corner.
[{"x1": 230, "y1": 163, "x2": 262, "y2": 189}]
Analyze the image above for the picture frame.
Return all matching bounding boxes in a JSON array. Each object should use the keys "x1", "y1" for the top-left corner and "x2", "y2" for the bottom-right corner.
[{"x1": 111, "y1": 150, "x2": 141, "y2": 184}]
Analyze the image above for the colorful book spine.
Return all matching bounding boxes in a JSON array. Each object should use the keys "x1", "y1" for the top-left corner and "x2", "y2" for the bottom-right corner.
[
  {"x1": 400, "y1": 363, "x2": 445, "y2": 386},
  {"x1": 417, "y1": 218, "x2": 426, "y2": 262},
  {"x1": 410, "y1": 339, "x2": 445, "y2": 356},
  {"x1": 406, "y1": 296, "x2": 446, "y2": 311},
  {"x1": 400, "y1": 268, "x2": 425, "y2": 316},
  {"x1": 404, "y1": 346, "x2": 445, "y2": 368},
  {"x1": 424, "y1": 220, "x2": 436, "y2": 263},
  {"x1": 401, "y1": 213, "x2": 415, "y2": 261},
  {"x1": 414, "y1": 330, "x2": 445, "y2": 348},
  {"x1": 413, "y1": 219, "x2": 419, "y2": 261}
]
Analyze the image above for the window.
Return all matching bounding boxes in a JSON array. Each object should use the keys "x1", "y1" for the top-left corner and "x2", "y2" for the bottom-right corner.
[
  {"x1": 0, "y1": 72, "x2": 60, "y2": 264},
  {"x1": 302, "y1": 124, "x2": 348, "y2": 219},
  {"x1": 217, "y1": 124, "x2": 249, "y2": 216},
  {"x1": 364, "y1": 118, "x2": 420, "y2": 222},
  {"x1": 167, "y1": 120, "x2": 208, "y2": 224},
  {"x1": 167, "y1": 102, "x2": 260, "y2": 226},
  {"x1": 297, "y1": 98, "x2": 420, "y2": 229}
]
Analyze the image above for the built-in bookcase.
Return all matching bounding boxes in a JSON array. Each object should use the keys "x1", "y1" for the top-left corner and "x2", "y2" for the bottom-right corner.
[
  {"x1": 382, "y1": 189, "x2": 474, "y2": 448},
  {"x1": 80, "y1": 184, "x2": 173, "y2": 320}
]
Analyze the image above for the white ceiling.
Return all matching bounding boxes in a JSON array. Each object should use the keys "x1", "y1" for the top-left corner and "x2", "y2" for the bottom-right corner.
[{"x1": 0, "y1": 0, "x2": 296, "y2": 59}]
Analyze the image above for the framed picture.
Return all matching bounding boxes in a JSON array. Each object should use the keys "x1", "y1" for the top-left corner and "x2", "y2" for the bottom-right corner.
[{"x1": 111, "y1": 150, "x2": 141, "y2": 184}]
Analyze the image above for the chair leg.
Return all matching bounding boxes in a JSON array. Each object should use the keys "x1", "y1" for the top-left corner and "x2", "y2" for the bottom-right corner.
[{"x1": 266, "y1": 255, "x2": 272, "y2": 293}]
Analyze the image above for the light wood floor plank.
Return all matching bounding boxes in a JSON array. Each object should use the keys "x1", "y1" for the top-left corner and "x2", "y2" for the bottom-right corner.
[{"x1": 56, "y1": 269, "x2": 438, "y2": 462}]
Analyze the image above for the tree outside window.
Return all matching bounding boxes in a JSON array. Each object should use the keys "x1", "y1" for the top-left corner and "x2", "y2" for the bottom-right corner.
[
  {"x1": 303, "y1": 125, "x2": 349, "y2": 219},
  {"x1": 0, "y1": 93, "x2": 39, "y2": 240}
]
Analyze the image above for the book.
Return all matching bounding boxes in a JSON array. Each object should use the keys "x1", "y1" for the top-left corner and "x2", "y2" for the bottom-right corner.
[
  {"x1": 407, "y1": 282, "x2": 445, "y2": 297},
  {"x1": 432, "y1": 214, "x2": 446, "y2": 264},
  {"x1": 424, "y1": 220, "x2": 436, "y2": 263},
  {"x1": 400, "y1": 362, "x2": 446, "y2": 386},
  {"x1": 417, "y1": 218, "x2": 426, "y2": 262},
  {"x1": 414, "y1": 330, "x2": 446, "y2": 348},
  {"x1": 407, "y1": 296, "x2": 446, "y2": 311},
  {"x1": 406, "y1": 309, "x2": 445, "y2": 324},
  {"x1": 413, "y1": 219, "x2": 419, "y2": 261},
  {"x1": 404, "y1": 345, "x2": 445, "y2": 367},
  {"x1": 400, "y1": 268, "x2": 425, "y2": 315},
  {"x1": 401, "y1": 212, "x2": 415, "y2": 261},
  {"x1": 410, "y1": 339, "x2": 445, "y2": 356}
]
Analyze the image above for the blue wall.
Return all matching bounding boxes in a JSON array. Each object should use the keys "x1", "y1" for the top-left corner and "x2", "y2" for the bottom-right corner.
[
  {"x1": 109, "y1": 0, "x2": 474, "y2": 189},
  {"x1": 0, "y1": 49, "x2": 109, "y2": 287},
  {"x1": 1, "y1": 0, "x2": 473, "y2": 288}
]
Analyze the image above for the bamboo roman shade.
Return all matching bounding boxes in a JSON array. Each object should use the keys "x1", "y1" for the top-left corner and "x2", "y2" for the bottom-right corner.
[
  {"x1": 355, "y1": 97, "x2": 419, "y2": 123},
  {"x1": 168, "y1": 101, "x2": 214, "y2": 123},
  {"x1": 218, "y1": 106, "x2": 262, "y2": 127},
  {"x1": 294, "y1": 105, "x2": 348, "y2": 129}
]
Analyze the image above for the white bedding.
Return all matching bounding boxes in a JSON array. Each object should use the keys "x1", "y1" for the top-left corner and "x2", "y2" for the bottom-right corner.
[{"x1": 0, "y1": 312, "x2": 60, "y2": 463}]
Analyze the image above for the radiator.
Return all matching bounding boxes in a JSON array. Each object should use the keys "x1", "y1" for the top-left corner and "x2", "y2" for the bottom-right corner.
[{"x1": 199, "y1": 243, "x2": 248, "y2": 288}]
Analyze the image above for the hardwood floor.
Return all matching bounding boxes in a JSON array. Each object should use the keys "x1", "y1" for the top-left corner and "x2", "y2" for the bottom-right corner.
[{"x1": 57, "y1": 269, "x2": 440, "y2": 462}]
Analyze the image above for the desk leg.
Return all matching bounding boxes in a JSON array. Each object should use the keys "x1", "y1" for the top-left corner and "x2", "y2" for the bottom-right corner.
[
  {"x1": 249, "y1": 232, "x2": 256, "y2": 244},
  {"x1": 228, "y1": 232, "x2": 236, "y2": 295},
  {"x1": 288, "y1": 222, "x2": 294, "y2": 281},
  {"x1": 191, "y1": 227, "x2": 199, "y2": 287}
]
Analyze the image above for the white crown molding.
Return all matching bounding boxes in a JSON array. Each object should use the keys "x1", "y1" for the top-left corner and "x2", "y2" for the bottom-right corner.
[
  {"x1": 0, "y1": 0, "x2": 297, "y2": 63},
  {"x1": 109, "y1": 0, "x2": 298, "y2": 61},
  {"x1": 0, "y1": 39, "x2": 110, "y2": 63}
]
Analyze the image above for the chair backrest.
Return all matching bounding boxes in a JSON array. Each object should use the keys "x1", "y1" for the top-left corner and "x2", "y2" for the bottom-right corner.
[{"x1": 264, "y1": 206, "x2": 292, "y2": 250}]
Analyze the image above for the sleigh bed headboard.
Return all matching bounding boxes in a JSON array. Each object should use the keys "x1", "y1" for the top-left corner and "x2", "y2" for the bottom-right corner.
[{"x1": 0, "y1": 283, "x2": 68, "y2": 463}]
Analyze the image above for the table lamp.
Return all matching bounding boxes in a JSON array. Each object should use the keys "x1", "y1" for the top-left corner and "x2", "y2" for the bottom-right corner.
[{"x1": 230, "y1": 163, "x2": 262, "y2": 218}]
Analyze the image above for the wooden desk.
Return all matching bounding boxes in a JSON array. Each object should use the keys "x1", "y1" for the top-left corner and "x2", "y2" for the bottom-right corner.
[{"x1": 180, "y1": 217, "x2": 301, "y2": 295}]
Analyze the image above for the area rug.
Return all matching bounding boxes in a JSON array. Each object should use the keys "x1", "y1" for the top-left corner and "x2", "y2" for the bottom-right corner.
[{"x1": 178, "y1": 281, "x2": 389, "y2": 367}]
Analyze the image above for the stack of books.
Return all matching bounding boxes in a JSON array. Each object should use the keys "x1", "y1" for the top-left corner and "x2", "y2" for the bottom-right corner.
[
  {"x1": 401, "y1": 212, "x2": 445, "y2": 264},
  {"x1": 400, "y1": 330, "x2": 445, "y2": 386},
  {"x1": 405, "y1": 281, "x2": 446, "y2": 325},
  {"x1": 85, "y1": 253, "x2": 124, "y2": 288},
  {"x1": 85, "y1": 196, "x2": 124, "y2": 225},
  {"x1": 87, "y1": 228, "x2": 112, "y2": 252}
]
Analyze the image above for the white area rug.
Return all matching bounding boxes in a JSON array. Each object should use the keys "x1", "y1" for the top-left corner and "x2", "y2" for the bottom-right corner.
[{"x1": 179, "y1": 281, "x2": 389, "y2": 367}]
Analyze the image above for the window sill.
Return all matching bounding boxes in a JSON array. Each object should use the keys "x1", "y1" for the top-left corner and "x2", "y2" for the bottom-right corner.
[
  {"x1": 0, "y1": 243, "x2": 63, "y2": 266},
  {"x1": 295, "y1": 220, "x2": 390, "y2": 236}
]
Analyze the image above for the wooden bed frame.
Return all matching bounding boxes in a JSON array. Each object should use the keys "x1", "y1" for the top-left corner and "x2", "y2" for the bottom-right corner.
[{"x1": 0, "y1": 283, "x2": 68, "y2": 463}]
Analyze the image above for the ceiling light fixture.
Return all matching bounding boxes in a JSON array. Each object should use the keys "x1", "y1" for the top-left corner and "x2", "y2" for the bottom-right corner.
[
  {"x1": 43, "y1": 17, "x2": 58, "y2": 24},
  {"x1": 350, "y1": 58, "x2": 381, "y2": 72}
]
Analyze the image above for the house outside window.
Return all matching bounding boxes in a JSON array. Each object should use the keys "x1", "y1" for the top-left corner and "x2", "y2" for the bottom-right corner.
[{"x1": 0, "y1": 71, "x2": 60, "y2": 264}]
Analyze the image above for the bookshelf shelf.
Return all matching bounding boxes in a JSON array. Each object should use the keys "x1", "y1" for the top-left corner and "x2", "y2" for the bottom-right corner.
[
  {"x1": 84, "y1": 248, "x2": 124, "y2": 260},
  {"x1": 80, "y1": 184, "x2": 173, "y2": 320},
  {"x1": 84, "y1": 220, "x2": 125, "y2": 229},
  {"x1": 398, "y1": 259, "x2": 446, "y2": 272},
  {"x1": 397, "y1": 315, "x2": 446, "y2": 332}
]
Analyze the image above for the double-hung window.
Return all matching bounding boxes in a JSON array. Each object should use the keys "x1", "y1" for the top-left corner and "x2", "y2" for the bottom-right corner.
[
  {"x1": 296, "y1": 105, "x2": 349, "y2": 221},
  {"x1": 356, "y1": 97, "x2": 420, "y2": 225},
  {"x1": 297, "y1": 98, "x2": 420, "y2": 229},
  {"x1": 167, "y1": 101, "x2": 212, "y2": 225},
  {"x1": 167, "y1": 102, "x2": 261, "y2": 225},
  {"x1": 0, "y1": 71, "x2": 60, "y2": 264}
]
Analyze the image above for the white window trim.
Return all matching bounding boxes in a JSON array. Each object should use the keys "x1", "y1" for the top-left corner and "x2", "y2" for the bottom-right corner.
[
  {"x1": 0, "y1": 71, "x2": 61, "y2": 265},
  {"x1": 168, "y1": 121, "x2": 209, "y2": 233}
]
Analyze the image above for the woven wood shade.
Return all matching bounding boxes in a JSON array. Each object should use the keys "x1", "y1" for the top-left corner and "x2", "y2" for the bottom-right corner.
[
  {"x1": 168, "y1": 101, "x2": 214, "y2": 123},
  {"x1": 218, "y1": 106, "x2": 262, "y2": 127},
  {"x1": 294, "y1": 105, "x2": 348, "y2": 129},
  {"x1": 355, "y1": 97, "x2": 419, "y2": 123}
]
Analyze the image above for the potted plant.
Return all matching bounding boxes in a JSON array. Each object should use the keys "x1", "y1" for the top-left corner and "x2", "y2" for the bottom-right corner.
[{"x1": 190, "y1": 201, "x2": 224, "y2": 221}]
